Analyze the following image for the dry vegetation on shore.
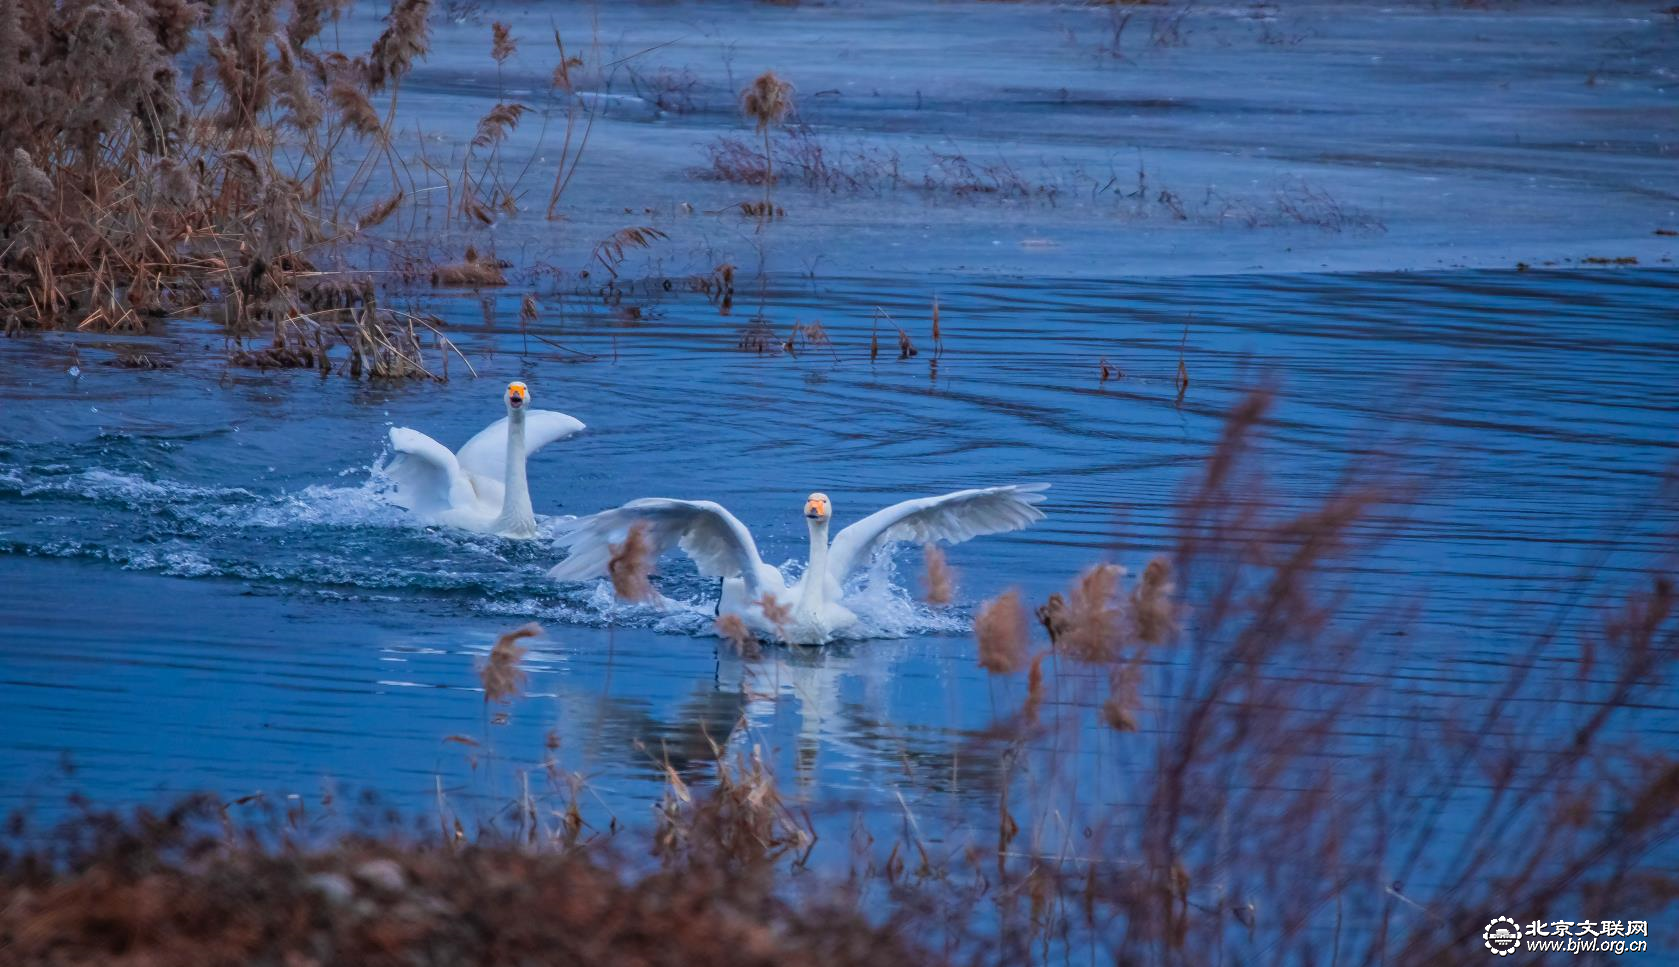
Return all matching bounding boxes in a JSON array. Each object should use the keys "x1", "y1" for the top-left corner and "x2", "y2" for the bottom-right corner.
[
  {"x1": 4, "y1": 390, "x2": 1674, "y2": 964},
  {"x1": 0, "y1": 0, "x2": 617, "y2": 377}
]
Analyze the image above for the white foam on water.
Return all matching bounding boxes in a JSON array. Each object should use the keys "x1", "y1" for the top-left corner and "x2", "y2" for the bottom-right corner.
[{"x1": 4, "y1": 456, "x2": 973, "y2": 642}]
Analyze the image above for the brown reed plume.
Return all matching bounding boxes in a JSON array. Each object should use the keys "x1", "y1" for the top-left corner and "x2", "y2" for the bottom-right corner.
[
  {"x1": 370, "y1": 0, "x2": 433, "y2": 93},
  {"x1": 715, "y1": 614, "x2": 762, "y2": 660},
  {"x1": 755, "y1": 594, "x2": 793, "y2": 636},
  {"x1": 921, "y1": 544, "x2": 955, "y2": 606},
  {"x1": 1129, "y1": 555, "x2": 1177, "y2": 644},
  {"x1": 1099, "y1": 662, "x2": 1141, "y2": 731},
  {"x1": 740, "y1": 70, "x2": 794, "y2": 220},
  {"x1": 479, "y1": 623, "x2": 540, "y2": 704},
  {"x1": 490, "y1": 21, "x2": 516, "y2": 65},
  {"x1": 1040, "y1": 563, "x2": 1126, "y2": 662},
  {"x1": 607, "y1": 522, "x2": 657, "y2": 603},
  {"x1": 975, "y1": 588, "x2": 1031, "y2": 674}
]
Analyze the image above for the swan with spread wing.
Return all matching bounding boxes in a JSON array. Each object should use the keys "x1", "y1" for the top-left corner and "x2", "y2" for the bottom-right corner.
[
  {"x1": 548, "y1": 485, "x2": 1048, "y2": 643},
  {"x1": 379, "y1": 381, "x2": 585, "y2": 538}
]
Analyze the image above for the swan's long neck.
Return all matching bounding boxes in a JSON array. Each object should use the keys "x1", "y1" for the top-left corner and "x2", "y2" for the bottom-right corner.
[
  {"x1": 797, "y1": 517, "x2": 830, "y2": 617},
  {"x1": 494, "y1": 406, "x2": 537, "y2": 536}
]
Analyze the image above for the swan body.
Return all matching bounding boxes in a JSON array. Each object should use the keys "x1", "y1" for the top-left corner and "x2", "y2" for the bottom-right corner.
[
  {"x1": 380, "y1": 381, "x2": 584, "y2": 538},
  {"x1": 549, "y1": 485, "x2": 1048, "y2": 643}
]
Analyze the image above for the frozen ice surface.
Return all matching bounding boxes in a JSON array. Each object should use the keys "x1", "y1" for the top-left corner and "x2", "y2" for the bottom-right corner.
[{"x1": 328, "y1": 0, "x2": 1676, "y2": 279}]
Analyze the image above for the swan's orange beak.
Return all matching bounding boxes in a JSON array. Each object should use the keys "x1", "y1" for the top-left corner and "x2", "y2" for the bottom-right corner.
[
  {"x1": 804, "y1": 493, "x2": 831, "y2": 520},
  {"x1": 507, "y1": 381, "x2": 528, "y2": 409}
]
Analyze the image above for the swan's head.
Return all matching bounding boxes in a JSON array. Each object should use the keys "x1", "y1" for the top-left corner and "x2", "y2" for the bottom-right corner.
[
  {"x1": 505, "y1": 381, "x2": 529, "y2": 412},
  {"x1": 804, "y1": 492, "x2": 832, "y2": 522}
]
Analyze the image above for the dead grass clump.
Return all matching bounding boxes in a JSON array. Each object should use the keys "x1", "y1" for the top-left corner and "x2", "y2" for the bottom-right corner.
[
  {"x1": 924, "y1": 150, "x2": 1053, "y2": 201},
  {"x1": 975, "y1": 588, "x2": 1031, "y2": 674},
  {"x1": 1207, "y1": 177, "x2": 1385, "y2": 232},
  {"x1": 608, "y1": 521, "x2": 657, "y2": 603},
  {"x1": 431, "y1": 247, "x2": 508, "y2": 288},
  {"x1": 736, "y1": 200, "x2": 785, "y2": 221},
  {"x1": 104, "y1": 352, "x2": 174, "y2": 370},
  {"x1": 737, "y1": 317, "x2": 780, "y2": 355},
  {"x1": 0, "y1": 798, "x2": 917, "y2": 966},
  {"x1": 697, "y1": 129, "x2": 903, "y2": 193},
  {"x1": 655, "y1": 744, "x2": 813, "y2": 871}
]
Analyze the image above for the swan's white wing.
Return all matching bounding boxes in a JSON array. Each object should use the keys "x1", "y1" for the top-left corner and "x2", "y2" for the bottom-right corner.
[
  {"x1": 827, "y1": 484, "x2": 1050, "y2": 583},
  {"x1": 548, "y1": 498, "x2": 766, "y2": 597},
  {"x1": 383, "y1": 427, "x2": 476, "y2": 513},
  {"x1": 456, "y1": 410, "x2": 586, "y2": 483}
]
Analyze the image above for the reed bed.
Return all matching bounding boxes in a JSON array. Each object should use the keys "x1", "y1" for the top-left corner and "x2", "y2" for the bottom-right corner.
[
  {"x1": 0, "y1": 0, "x2": 602, "y2": 378},
  {"x1": 4, "y1": 389, "x2": 1673, "y2": 964}
]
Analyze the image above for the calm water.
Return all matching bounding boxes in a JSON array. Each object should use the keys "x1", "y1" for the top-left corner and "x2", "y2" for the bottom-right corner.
[{"x1": 2, "y1": 269, "x2": 1676, "y2": 835}]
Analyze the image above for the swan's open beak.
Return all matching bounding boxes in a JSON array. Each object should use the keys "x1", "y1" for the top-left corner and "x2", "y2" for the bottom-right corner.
[
  {"x1": 804, "y1": 494, "x2": 830, "y2": 520},
  {"x1": 507, "y1": 381, "x2": 528, "y2": 410}
]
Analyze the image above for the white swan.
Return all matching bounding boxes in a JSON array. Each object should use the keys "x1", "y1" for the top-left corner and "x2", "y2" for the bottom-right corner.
[
  {"x1": 380, "y1": 381, "x2": 584, "y2": 538},
  {"x1": 548, "y1": 485, "x2": 1048, "y2": 643}
]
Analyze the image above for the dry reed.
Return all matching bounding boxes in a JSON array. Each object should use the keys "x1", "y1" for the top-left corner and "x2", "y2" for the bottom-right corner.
[
  {"x1": 975, "y1": 588, "x2": 1031, "y2": 674},
  {"x1": 607, "y1": 522, "x2": 657, "y2": 603},
  {"x1": 715, "y1": 614, "x2": 761, "y2": 660},
  {"x1": 740, "y1": 70, "x2": 794, "y2": 220},
  {"x1": 921, "y1": 544, "x2": 954, "y2": 606},
  {"x1": 479, "y1": 623, "x2": 540, "y2": 704},
  {"x1": 1040, "y1": 563, "x2": 1127, "y2": 663},
  {"x1": 1129, "y1": 555, "x2": 1177, "y2": 644},
  {"x1": 755, "y1": 594, "x2": 793, "y2": 636},
  {"x1": 490, "y1": 21, "x2": 515, "y2": 64}
]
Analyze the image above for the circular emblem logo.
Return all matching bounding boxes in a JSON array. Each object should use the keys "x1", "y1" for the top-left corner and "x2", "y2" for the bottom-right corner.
[{"x1": 1483, "y1": 917, "x2": 1522, "y2": 956}]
